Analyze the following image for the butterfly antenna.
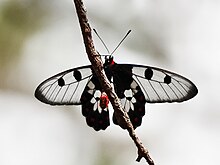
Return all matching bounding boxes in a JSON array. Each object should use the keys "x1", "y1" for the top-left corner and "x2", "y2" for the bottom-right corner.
[
  {"x1": 111, "y1": 30, "x2": 131, "y2": 55},
  {"x1": 93, "y1": 29, "x2": 110, "y2": 54}
]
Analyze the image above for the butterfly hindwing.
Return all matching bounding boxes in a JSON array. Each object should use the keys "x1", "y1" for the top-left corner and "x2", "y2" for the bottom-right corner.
[
  {"x1": 108, "y1": 64, "x2": 146, "y2": 129},
  {"x1": 112, "y1": 80, "x2": 146, "y2": 129},
  {"x1": 80, "y1": 76, "x2": 110, "y2": 131},
  {"x1": 34, "y1": 65, "x2": 94, "y2": 105}
]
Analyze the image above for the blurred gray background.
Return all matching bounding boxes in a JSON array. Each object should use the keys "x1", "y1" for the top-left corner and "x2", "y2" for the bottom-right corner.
[{"x1": 0, "y1": 0, "x2": 219, "y2": 165}]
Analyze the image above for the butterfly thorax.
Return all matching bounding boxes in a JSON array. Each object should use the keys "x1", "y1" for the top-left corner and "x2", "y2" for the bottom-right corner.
[{"x1": 103, "y1": 55, "x2": 116, "y2": 83}]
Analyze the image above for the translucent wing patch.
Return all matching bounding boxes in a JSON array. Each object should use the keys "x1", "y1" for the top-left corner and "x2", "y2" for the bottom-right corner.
[
  {"x1": 35, "y1": 65, "x2": 93, "y2": 105},
  {"x1": 123, "y1": 64, "x2": 198, "y2": 103},
  {"x1": 80, "y1": 77, "x2": 110, "y2": 131}
]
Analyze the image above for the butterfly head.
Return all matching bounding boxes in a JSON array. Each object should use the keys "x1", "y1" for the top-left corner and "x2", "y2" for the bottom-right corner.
[
  {"x1": 104, "y1": 55, "x2": 115, "y2": 66},
  {"x1": 94, "y1": 29, "x2": 131, "y2": 68}
]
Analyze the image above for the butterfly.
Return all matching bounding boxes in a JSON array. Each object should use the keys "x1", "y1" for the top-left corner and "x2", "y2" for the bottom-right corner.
[{"x1": 34, "y1": 30, "x2": 198, "y2": 131}]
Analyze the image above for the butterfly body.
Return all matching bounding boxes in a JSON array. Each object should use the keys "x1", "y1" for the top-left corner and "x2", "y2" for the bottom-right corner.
[{"x1": 35, "y1": 55, "x2": 198, "y2": 131}]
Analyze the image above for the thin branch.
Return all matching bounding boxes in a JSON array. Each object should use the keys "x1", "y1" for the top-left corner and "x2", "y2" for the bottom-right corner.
[{"x1": 73, "y1": 0, "x2": 154, "y2": 164}]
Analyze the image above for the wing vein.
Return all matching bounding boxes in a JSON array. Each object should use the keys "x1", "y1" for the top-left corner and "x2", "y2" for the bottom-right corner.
[
  {"x1": 168, "y1": 84, "x2": 179, "y2": 99},
  {"x1": 171, "y1": 82, "x2": 185, "y2": 97},
  {"x1": 68, "y1": 82, "x2": 79, "y2": 103},
  {"x1": 53, "y1": 87, "x2": 62, "y2": 102},
  {"x1": 48, "y1": 85, "x2": 58, "y2": 101},
  {"x1": 61, "y1": 85, "x2": 70, "y2": 103},
  {"x1": 148, "y1": 80, "x2": 161, "y2": 101},
  {"x1": 160, "y1": 83, "x2": 170, "y2": 100},
  {"x1": 134, "y1": 76, "x2": 150, "y2": 100}
]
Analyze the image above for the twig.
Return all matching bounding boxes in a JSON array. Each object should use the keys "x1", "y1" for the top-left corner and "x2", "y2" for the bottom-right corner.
[{"x1": 73, "y1": 0, "x2": 154, "y2": 164}]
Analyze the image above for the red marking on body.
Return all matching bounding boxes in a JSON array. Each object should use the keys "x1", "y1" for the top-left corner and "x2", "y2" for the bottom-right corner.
[
  {"x1": 110, "y1": 60, "x2": 115, "y2": 65},
  {"x1": 100, "y1": 92, "x2": 109, "y2": 109}
]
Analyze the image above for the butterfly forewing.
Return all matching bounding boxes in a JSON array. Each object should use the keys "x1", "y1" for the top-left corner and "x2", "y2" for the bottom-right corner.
[
  {"x1": 35, "y1": 65, "x2": 93, "y2": 105},
  {"x1": 127, "y1": 64, "x2": 198, "y2": 103}
]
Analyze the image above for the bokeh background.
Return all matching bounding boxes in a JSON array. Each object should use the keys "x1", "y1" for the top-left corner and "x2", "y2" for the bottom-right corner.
[{"x1": 0, "y1": 0, "x2": 219, "y2": 165}]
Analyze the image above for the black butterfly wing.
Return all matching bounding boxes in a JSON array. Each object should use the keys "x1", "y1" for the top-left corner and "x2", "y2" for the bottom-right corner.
[
  {"x1": 35, "y1": 65, "x2": 94, "y2": 105},
  {"x1": 112, "y1": 79, "x2": 146, "y2": 129},
  {"x1": 80, "y1": 76, "x2": 110, "y2": 131},
  {"x1": 110, "y1": 64, "x2": 198, "y2": 129},
  {"x1": 109, "y1": 64, "x2": 146, "y2": 129}
]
